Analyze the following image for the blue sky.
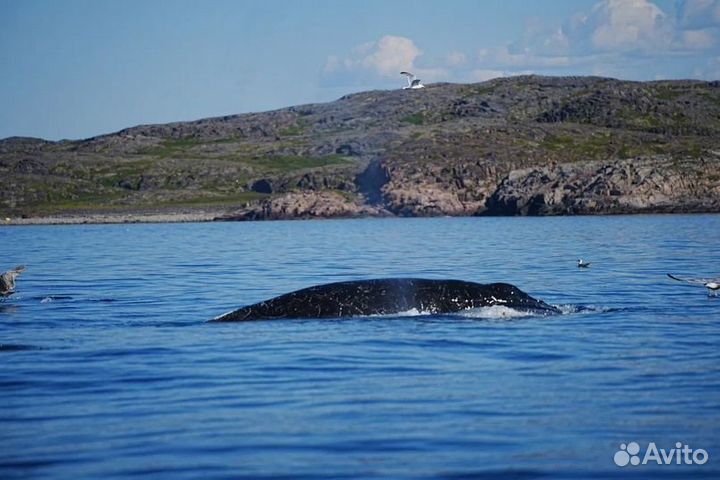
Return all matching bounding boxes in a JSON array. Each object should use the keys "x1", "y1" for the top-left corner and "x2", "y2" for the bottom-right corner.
[{"x1": 1, "y1": 0, "x2": 718, "y2": 140}]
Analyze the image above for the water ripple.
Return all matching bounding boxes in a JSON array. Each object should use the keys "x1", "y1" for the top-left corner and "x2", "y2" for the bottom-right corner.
[{"x1": 2, "y1": 217, "x2": 719, "y2": 479}]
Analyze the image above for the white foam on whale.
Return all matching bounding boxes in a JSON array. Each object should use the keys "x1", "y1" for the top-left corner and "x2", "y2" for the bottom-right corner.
[
  {"x1": 212, "y1": 310, "x2": 236, "y2": 321},
  {"x1": 375, "y1": 306, "x2": 540, "y2": 319},
  {"x1": 370, "y1": 308, "x2": 434, "y2": 318},
  {"x1": 458, "y1": 305, "x2": 537, "y2": 319},
  {"x1": 214, "y1": 304, "x2": 614, "y2": 322}
]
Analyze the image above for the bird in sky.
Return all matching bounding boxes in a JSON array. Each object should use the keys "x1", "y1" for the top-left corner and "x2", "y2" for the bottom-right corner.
[{"x1": 400, "y1": 71, "x2": 424, "y2": 89}]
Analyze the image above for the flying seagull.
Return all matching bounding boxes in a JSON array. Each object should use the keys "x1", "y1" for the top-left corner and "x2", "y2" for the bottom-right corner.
[
  {"x1": 1, "y1": 265, "x2": 26, "y2": 297},
  {"x1": 577, "y1": 259, "x2": 591, "y2": 268},
  {"x1": 667, "y1": 273, "x2": 720, "y2": 294},
  {"x1": 400, "y1": 71, "x2": 424, "y2": 90}
]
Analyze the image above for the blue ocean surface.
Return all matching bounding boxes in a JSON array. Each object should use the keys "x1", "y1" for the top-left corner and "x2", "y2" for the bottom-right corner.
[{"x1": 1, "y1": 215, "x2": 719, "y2": 479}]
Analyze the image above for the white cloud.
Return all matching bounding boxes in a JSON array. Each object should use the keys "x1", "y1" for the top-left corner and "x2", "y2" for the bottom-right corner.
[
  {"x1": 587, "y1": 0, "x2": 671, "y2": 51},
  {"x1": 321, "y1": 1, "x2": 720, "y2": 89},
  {"x1": 362, "y1": 36, "x2": 421, "y2": 75},
  {"x1": 560, "y1": 0, "x2": 720, "y2": 53},
  {"x1": 469, "y1": 0, "x2": 720, "y2": 81},
  {"x1": 322, "y1": 35, "x2": 449, "y2": 87},
  {"x1": 523, "y1": 0, "x2": 720, "y2": 57},
  {"x1": 324, "y1": 35, "x2": 422, "y2": 78},
  {"x1": 471, "y1": 0, "x2": 677, "y2": 76}
]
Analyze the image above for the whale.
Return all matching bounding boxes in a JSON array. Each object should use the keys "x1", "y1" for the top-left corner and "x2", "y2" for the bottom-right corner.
[{"x1": 211, "y1": 278, "x2": 560, "y2": 322}]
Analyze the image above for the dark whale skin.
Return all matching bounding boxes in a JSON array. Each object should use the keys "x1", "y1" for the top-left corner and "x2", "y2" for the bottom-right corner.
[{"x1": 211, "y1": 278, "x2": 560, "y2": 322}]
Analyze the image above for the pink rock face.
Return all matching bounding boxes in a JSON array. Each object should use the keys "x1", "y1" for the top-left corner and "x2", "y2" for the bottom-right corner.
[{"x1": 222, "y1": 191, "x2": 391, "y2": 221}]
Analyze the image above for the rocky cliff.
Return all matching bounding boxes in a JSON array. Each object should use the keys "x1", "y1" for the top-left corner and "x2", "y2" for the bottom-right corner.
[
  {"x1": 485, "y1": 155, "x2": 720, "y2": 215},
  {"x1": 2, "y1": 75, "x2": 720, "y2": 220}
]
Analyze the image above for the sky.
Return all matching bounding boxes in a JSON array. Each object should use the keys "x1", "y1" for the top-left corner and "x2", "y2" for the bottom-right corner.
[{"x1": 1, "y1": 0, "x2": 719, "y2": 140}]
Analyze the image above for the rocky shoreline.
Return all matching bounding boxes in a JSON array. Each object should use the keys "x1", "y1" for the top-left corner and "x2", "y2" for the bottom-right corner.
[
  {"x1": 6, "y1": 153, "x2": 719, "y2": 225},
  {"x1": 484, "y1": 155, "x2": 720, "y2": 216},
  {"x1": 2, "y1": 210, "x2": 223, "y2": 226},
  {"x1": 218, "y1": 155, "x2": 720, "y2": 220},
  {"x1": 216, "y1": 191, "x2": 391, "y2": 221},
  {"x1": 3, "y1": 76, "x2": 720, "y2": 222}
]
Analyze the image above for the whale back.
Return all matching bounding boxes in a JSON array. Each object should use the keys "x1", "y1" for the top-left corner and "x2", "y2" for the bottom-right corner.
[{"x1": 212, "y1": 278, "x2": 559, "y2": 322}]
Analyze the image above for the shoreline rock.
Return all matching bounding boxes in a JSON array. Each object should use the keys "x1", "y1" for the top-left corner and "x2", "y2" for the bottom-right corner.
[
  {"x1": 483, "y1": 156, "x2": 720, "y2": 216},
  {"x1": 216, "y1": 191, "x2": 392, "y2": 221},
  {"x1": 2, "y1": 210, "x2": 223, "y2": 226}
]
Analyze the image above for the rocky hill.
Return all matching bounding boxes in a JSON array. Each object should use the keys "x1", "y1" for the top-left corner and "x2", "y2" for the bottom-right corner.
[{"x1": 2, "y1": 75, "x2": 720, "y2": 220}]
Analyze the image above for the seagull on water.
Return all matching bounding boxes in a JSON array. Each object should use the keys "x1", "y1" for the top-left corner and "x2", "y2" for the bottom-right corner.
[
  {"x1": 667, "y1": 273, "x2": 720, "y2": 295},
  {"x1": 400, "y1": 71, "x2": 424, "y2": 90},
  {"x1": 577, "y1": 259, "x2": 591, "y2": 268},
  {"x1": 1, "y1": 265, "x2": 26, "y2": 297}
]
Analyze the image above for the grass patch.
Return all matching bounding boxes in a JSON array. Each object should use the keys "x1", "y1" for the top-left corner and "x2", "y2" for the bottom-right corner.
[
  {"x1": 541, "y1": 134, "x2": 575, "y2": 151},
  {"x1": 653, "y1": 87, "x2": 684, "y2": 101},
  {"x1": 541, "y1": 133, "x2": 616, "y2": 158},
  {"x1": 618, "y1": 108, "x2": 707, "y2": 133},
  {"x1": 139, "y1": 137, "x2": 239, "y2": 158},
  {"x1": 25, "y1": 192, "x2": 129, "y2": 214},
  {"x1": 23, "y1": 191, "x2": 269, "y2": 216},
  {"x1": 460, "y1": 85, "x2": 497, "y2": 98},
  {"x1": 618, "y1": 110, "x2": 663, "y2": 129},
  {"x1": 279, "y1": 123, "x2": 305, "y2": 136},
  {"x1": 139, "y1": 139, "x2": 199, "y2": 158},
  {"x1": 97, "y1": 161, "x2": 155, "y2": 188},
  {"x1": 540, "y1": 132, "x2": 667, "y2": 161},
  {"x1": 697, "y1": 91, "x2": 720, "y2": 107},
  {"x1": 402, "y1": 113, "x2": 426, "y2": 126},
  {"x1": 150, "y1": 192, "x2": 268, "y2": 208},
  {"x1": 682, "y1": 142, "x2": 705, "y2": 158},
  {"x1": 245, "y1": 154, "x2": 350, "y2": 172}
]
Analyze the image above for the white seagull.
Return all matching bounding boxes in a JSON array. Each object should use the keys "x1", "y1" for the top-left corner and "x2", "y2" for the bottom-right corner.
[
  {"x1": 667, "y1": 273, "x2": 720, "y2": 295},
  {"x1": 577, "y1": 259, "x2": 591, "y2": 268},
  {"x1": 400, "y1": 71, "x2": 424, "y2": 90}
]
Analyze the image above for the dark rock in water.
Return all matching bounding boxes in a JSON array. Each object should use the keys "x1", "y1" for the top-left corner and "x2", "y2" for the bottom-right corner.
[{"x1": 211, "y1": 278, "x2": 560, "y2": 321}]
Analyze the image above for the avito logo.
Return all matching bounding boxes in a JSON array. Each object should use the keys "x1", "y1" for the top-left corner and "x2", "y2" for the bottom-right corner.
[{"x1": 614, "y1": 442, "x2": 709, "y2": 467}]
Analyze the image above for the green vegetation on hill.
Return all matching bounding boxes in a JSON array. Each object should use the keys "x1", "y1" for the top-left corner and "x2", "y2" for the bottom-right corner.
[{"x1": 1, "y1": 75, "x2": 719, "y2": 218}]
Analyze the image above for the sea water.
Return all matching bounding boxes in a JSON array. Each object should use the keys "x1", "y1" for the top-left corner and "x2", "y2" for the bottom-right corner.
[{"x1": 1, "y1": 215, "x2": 719, "y2": 479}]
